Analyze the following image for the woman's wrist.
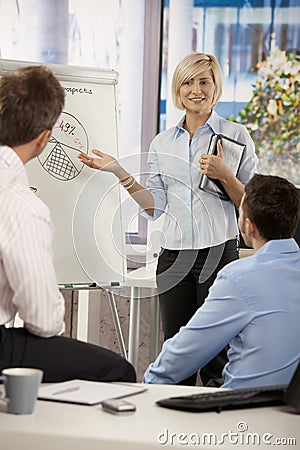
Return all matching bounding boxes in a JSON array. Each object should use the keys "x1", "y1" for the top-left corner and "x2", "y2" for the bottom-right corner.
[
  {"x1": 119, "y1": 175, "x2": 136, "y2": 190},
  {"x1": 113, "y1": 166, "x2": 136, "y2": 189},
  {"x1": 113, "y1": 165, "x2": 129, "y2": 180}
]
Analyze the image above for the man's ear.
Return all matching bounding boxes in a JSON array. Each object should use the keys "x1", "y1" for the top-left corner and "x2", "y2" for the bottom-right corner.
[
  {"x1": 245, "y1": 217, "x2": 255, "y2": 236},
  {"x1": 37, "y1": 129, "x2": 51, "y2": 149},
  {"x1": 33, "y1": 129, "x2": 51, "y2": 157}
]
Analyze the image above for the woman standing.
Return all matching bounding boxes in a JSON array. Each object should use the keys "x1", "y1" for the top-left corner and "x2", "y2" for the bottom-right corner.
[{"x1": 78, "y1": 52, "x2": 258, "y2": 385}]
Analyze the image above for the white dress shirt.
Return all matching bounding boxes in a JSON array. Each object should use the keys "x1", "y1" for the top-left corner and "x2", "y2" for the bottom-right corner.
[
  {"x1": 142, "y1": 110, "x2": 259, "y2": 249},
  {"x1": 0, "y1": 146, "x2": 65, "y2": 337}
]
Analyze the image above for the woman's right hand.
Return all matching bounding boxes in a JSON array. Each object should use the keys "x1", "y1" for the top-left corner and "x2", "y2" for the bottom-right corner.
[
  {"x1": 78, "y1": 149, "x2": 155, "y2": 216},
  {"x1": 78, "y1": 149, "x2": 121, "y2": 175}
]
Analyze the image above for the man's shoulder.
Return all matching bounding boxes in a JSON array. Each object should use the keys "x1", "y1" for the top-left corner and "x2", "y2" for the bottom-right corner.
[
  {"x1": 220, "y1": 252, "x2": 258, "y2": 277},
  {"x1": 220, "y1": 241, "x2": 300, "y2": 279},
  {"x1": 0, "y1": 186, "x2": 50, "y2": 230}
]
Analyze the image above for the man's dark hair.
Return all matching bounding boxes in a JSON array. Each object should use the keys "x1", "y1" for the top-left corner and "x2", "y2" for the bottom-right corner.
[
  {"x1": 243, "y1": 174, "x2": 300, "y2": 240},
  {"x1": 0, "y1": 65, "x2": 65, "y2": 147}
]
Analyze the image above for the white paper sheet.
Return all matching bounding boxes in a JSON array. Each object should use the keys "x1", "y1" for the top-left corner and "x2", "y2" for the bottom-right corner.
[{"x1": 38, "y1": 379, "x2": 146, "y2": 405}]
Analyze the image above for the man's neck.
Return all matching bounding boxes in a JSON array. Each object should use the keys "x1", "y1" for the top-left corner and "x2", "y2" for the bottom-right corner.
[
  {"x1": 12, "y1": 144, "x2": 32, "y2": 164},
  {"x1": 252, "y1": 238, "x2": 268, "y2": 252}
]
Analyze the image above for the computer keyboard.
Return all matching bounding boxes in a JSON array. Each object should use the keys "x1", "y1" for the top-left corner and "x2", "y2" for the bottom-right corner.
[{"x1": 156, "y1": 384, "x2": 287, "y2": 413}]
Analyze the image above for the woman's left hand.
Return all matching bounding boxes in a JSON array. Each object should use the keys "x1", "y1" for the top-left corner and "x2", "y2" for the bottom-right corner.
[{"x1": 199, "y1": 139, "x2": 228, "y2": 180}]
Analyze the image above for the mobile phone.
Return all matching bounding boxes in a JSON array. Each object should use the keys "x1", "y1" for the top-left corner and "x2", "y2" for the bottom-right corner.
[{"x1": 102, "y1": 398, "x2": 136, "y2": 414}]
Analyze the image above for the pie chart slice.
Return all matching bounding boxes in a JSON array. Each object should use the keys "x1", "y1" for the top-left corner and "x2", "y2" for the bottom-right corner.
[{"x1": 38, "y1": 111, "x2": 89, "y2": 181}]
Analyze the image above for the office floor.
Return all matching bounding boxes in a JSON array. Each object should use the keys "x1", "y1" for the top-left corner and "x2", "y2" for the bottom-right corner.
[{"x1": 62, "y1": 287, "x2": 164, "y2": 382}]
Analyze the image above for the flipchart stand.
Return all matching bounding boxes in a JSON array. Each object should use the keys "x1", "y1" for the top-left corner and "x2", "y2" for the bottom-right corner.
[{"x1": 76, "y1": 216, "x2": 165, "y2": 370}]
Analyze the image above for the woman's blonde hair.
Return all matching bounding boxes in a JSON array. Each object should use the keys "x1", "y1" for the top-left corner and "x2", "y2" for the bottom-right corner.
[{"x1": 171, "y1": 52, "x2": 222, "y2": 110}]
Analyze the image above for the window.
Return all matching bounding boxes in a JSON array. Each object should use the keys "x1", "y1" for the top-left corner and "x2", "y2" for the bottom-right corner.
[
  {"x1": 160, "y1": 0, "x2": 300, "y2": 185},
  {"x1": 0, "y1": 0, "x2": 163, "y2": 259}
]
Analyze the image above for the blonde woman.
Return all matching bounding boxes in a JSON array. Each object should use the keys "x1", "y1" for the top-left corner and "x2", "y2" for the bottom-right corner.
[{"x1": 78, "y1": 52, "x2": 258, "y2": 385}]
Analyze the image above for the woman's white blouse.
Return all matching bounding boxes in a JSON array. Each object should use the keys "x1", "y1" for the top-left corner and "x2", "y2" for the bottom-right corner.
[{"x1": 142, "y1": 110, "x2": 258, "y2": 249}]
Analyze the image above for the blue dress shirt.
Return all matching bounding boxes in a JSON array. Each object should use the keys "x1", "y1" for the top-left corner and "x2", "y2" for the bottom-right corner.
[
  {"x1": 142, "y1": 110, "x2": 258, "y2": 249},
  {"x1": 144, "y1": 239, "x2": 300, "y2": 388}
]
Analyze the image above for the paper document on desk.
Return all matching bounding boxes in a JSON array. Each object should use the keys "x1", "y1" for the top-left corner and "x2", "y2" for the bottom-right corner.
[{"x1": 38, "y1": 379, "x2": 146, "y2": 405}]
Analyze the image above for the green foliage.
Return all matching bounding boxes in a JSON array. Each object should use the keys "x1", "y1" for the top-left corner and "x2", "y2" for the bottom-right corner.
[{"x1": 229, "y1": 45, "x2": 300, "y2": 184}]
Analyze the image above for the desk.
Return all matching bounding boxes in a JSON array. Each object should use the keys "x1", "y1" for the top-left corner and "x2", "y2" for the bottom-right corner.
[{"x1": 0, "y1": 384, "x2": 298, "y2": 449}]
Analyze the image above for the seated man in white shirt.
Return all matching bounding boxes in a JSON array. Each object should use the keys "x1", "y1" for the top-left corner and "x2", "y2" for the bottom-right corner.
[
  {"x1": 144, "y1": 173, "x2": 300, "y2": 388},
  {"x1": 0, "y1": 65, "x2": 135, "y2": 383}
]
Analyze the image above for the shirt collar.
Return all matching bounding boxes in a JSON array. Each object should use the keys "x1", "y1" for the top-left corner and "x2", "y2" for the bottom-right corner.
[
  {"x1": 206, "y1": 110, "x2": 221, "y2": 134},
  {"x1": 0, "y1": 145, "x2": 29, "y2": 187},
  {"x1": 173, "y1": 116, "x2": 186, "y2": 140},
  {"x1": 256, "y1": 238, "x2": 299, "y2": 256},
  {"x1": 173, "y1": 109, "x2": 221, "y2": 140}
]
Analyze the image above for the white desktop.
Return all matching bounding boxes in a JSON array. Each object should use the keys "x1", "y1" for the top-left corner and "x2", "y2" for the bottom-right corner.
[{"x1": 0, "y1": 383, "x2": 298, "y2": 450}]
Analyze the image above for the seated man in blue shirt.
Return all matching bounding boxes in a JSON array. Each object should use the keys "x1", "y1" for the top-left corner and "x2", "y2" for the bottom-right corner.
[{"x1": 144, "y1": 174, "x2": 300, "y2": 388}]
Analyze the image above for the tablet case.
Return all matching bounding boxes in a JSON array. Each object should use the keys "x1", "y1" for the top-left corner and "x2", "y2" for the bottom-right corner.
[{"x1": 199, "y1": 133, "x2": 246, "y2": 201}]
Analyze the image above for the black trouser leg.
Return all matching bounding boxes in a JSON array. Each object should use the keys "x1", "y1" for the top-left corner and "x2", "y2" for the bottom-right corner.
[
  {"x1": 157, "y1": 252, "x2": 198, "y2": 385},
  {"x1": 195, "y1": 241, "x2": 238, "y2": 385},
  {"x1": 0, "y1": 326, "x2": 136, "y2": 383}
]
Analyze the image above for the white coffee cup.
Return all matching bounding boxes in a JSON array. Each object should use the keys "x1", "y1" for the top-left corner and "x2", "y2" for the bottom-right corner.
[{"x1": 0, "y1": 367, "x2": 43, "y2": 414}]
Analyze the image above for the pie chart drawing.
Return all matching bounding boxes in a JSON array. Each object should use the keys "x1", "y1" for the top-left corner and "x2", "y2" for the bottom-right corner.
[{"x1": 38, "y1": 111, "x2": 89, "y2": 181}]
